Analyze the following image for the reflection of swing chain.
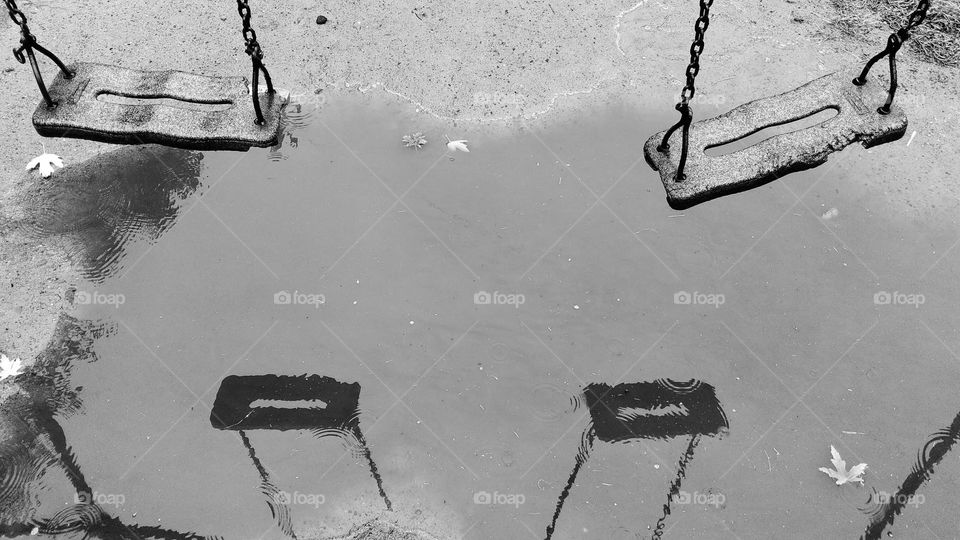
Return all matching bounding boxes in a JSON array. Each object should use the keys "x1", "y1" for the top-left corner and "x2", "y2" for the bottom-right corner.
[{"x1": 651, "y1": 435, "x2": 701, "y2": 540}]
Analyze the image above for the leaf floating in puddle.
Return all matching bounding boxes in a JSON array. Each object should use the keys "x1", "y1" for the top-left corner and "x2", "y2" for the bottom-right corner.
[{"x1": 819, "y1": 445, "x2": 867, "y2": 485}]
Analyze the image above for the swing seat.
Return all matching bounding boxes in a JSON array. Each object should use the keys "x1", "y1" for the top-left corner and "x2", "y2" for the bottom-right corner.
[
  {"x1": 210, "y1": 374, "x2": 360, "y2": 431},
  {"x1": 584, "y1": 380, "x2": 728, "y2": 442},
  {"x1": 32, "y1": 62, "x2": 286, "y2": 151},
  {"x1": 644, "y1": 70, "x2": 907, "y2": 209}
]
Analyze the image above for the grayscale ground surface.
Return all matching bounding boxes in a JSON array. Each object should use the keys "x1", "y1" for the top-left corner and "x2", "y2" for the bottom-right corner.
[{"x1": 2, "y1": 1, "x2": 959, "y2": 538}]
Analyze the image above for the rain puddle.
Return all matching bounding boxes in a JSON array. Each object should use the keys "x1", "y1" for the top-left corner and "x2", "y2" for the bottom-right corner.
[{"x1": 3, "y1": 94, "x2": 960, "y2": 540}]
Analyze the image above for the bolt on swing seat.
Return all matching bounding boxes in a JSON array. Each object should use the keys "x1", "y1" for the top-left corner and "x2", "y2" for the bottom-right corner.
[
  {"x1": 644, "y1": 69, "x2": 907, "y2": 209},
  {"x1": 32, "y1": 62, "x2": 286, "y2": 151},
  {"x1": 645, "y1": 0, "x2": 930, "y2": 209},
  {"x1": 5, "y1": 0, "x2": 285, "y2": 152}
]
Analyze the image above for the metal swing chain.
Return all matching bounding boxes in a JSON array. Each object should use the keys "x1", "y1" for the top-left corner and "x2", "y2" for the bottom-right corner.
[
  {"x1": 4, "y1": 0, "x2": 73, "y2": 108},
  {"x1": 852, "y1": 0, "x2": 930, "y2": 115},
  {"x1": 657, "y1": 0, "x2": 714, "y2": 182},
  {"x1": 236, "y1": 0, "x2": 275, "y2": 125}
]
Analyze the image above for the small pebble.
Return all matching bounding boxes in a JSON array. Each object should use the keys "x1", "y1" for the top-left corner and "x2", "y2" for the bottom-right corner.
[{"x1": 316, "y1": 15, "x2": 328, "y2": 24}]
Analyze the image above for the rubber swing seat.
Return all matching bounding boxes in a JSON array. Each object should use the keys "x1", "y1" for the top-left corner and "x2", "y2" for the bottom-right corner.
[
  {"x1": 644, "y1": 69, "x2": 908, "y2": 209},
  {"x1": 32, "y1": 62, "x2": 286, "y2": 151}
]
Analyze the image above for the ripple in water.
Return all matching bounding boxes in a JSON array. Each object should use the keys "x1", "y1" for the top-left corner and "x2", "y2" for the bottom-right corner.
[
  {"x1": 34, "y1": 503, "x2": 105, "y2": 534},
  {"x1": 0, "y1": 449, "x2": 37, "y2": 510},
  {"x1": 531, "y1": 383, "x2": 580, "y2": 422},
  {"x1": 282, "y1": 102, "x2": 317, "y2": 130},
  {"x1": 311, "y1": 424, "x2": 366, "y2": 460},
  {"x1": 16, "y1": 146, "x2": 202, "y2": 282},
  {"x1": 861, "y1": 411, "x2": 960, "y2": 540}
]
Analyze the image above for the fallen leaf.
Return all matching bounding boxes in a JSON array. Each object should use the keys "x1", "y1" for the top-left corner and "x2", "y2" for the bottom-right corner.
[
  {"x1": 0, "y1": 353, "x2": 23, "y2": 381},
  {"x1": 819, "y1": 445, "x2": 867, "y2": 485},
  {"x1": 446, "y1": 137, "x2": 469, "y2": 153},
  {"x1": 26, "y1": 152, "x2": 63, "y2": 178}
]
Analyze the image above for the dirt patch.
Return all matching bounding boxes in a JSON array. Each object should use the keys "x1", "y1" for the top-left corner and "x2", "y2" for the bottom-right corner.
[{"x1": 829, "y1": 0, "x2": 960, "y2": 67}]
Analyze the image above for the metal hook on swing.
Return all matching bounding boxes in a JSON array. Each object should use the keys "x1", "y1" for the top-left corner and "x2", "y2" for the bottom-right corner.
[
  {"x1": 5, "y1": 0, "x2": 73, "y2": 109},
  {"x1": 852, "y1": 29, "x2": 909, "y2": 115},
  {"x1": 237, "y1": 0, "x2": 276, "y2": 126},
  {"x1": 657, "y1": 102, "x2": 694, "y2": 182},
  {"x1": 852, "y1": 0, "x2": 929, "y2": 115}
]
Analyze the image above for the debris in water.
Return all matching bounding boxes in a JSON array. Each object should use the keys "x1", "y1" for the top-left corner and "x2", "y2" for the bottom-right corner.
[
  {"x1": 819, "y1": 445, "x2": 867, "y2": 485},
  {"x1": 445, "y1": 136, "x2": 470, "y2": 153},
  {"x1": 402, "y1": 132, "x2": 428, "y2": 149},
  {"x1": 0, "y1": 353, "x2": 23, "y2": 381},
  {"x1": 907, "y1": 130, "x2": 917, "y2": 146},
  {"x1": 821, "y1": 207, "x2": 839, "y2": 220}
]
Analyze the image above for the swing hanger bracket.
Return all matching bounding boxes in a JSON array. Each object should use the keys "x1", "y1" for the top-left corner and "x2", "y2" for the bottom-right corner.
[
  {"x1": 852, "y1": 0, "x2": 929, "y2": 115},
  {"x1": 5, "y1": 0, "x2": 73, "y2": 108}
]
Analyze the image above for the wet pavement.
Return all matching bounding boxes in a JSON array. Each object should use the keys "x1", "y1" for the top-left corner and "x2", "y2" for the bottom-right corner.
[{"x1": 2, "y1": 94, "x2": 960, "y2": 539}]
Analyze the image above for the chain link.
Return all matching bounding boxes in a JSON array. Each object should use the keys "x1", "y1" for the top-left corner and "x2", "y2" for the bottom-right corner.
[
  {"x1": 5, "y1": 0, "x2": 35, "y2": 57},
  {"x1": 236, "y1": 0, "x2": 264, "y2": 60},
  {"x1": 235, "y1": 0, "x2": 275, "y2": 125},
  {"x1": 905, "y1": 0, "x2": 930, "y2": 32},
  {"x1": 680, "y1": 0, "x2": 714, "y2": 105},
  {"x1": 852, "y1": 0, "x2": 931, "y2": 114},
  {"x1": 6, "y1": 0, "x2": 40, "y2": 66},
  {"x1": 657, "y1": 0, "x2": 714, "y2": 182},
  {"x1": 4, "y1": 0, "x2": 27, "y2": 28}
]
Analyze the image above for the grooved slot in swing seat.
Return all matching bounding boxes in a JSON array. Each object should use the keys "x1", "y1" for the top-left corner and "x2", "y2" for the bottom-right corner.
[
  {"x1": 33, "y1": 62, "x2": 286, "y2": 151},
  {"x1": 96, "y1": 91, "x2": 235, "y2": 112},
  {"x1": 644, "y1": 70, "x2": 907, "y2": 209},
  {"x1": 703, "y1": 106, "x2": 840, "y2": 157}
]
